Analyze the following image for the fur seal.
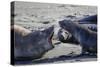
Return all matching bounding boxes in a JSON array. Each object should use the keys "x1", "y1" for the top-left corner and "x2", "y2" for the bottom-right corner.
[
  {"x1": 59, "y1": 20, "x2": 97, "y2": 54},
  {"x1": 12, "y1": 25, "x2": 54, "y2": 61}
]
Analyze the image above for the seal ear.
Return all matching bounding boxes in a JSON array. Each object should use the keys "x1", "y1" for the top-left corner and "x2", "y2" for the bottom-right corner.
[{"x1": 42, "y1": 26, "x2": 54, "y2": 38}]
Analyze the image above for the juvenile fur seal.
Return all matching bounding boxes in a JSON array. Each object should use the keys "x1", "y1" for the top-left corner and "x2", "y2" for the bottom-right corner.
[
  {"x1": 12, "y1": 25, "x2": 54, "y2": 61},
  {"x1": 59, "y1": 20, "x2": 97, "y2": 54}
]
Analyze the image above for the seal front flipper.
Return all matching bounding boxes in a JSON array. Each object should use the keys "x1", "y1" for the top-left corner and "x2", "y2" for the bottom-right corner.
[{"x1": 78, "y1": 15, "x2": 97, "y2": 32}]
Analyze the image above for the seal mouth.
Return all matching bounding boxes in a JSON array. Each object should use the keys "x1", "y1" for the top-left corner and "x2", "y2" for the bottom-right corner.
[{"x1": 48, "y1": 31, "x2": 54, "y2": 45}]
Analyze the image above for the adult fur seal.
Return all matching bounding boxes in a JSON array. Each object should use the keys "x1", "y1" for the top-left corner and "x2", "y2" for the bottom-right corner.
[
  {"x1": 59, "y1": 20, "x2": 97, "y2": 54},
  {"x1": 12, "y1": 25, "x2": 54, "y2": 61}
]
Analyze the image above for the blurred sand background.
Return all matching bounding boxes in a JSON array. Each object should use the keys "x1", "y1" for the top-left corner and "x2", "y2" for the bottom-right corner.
[{"x1": 13, "y1": 1, "x2": 97, "y2": 64}]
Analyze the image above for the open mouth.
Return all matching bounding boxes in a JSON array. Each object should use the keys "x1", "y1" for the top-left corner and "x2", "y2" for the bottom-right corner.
[{"x1": 48, "y1": 31, "x2": 54, "y2": 45}]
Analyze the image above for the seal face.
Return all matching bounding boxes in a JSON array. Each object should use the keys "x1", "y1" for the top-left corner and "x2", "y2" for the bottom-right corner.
[
  {"x1": 59, "y1": 20, "x2": 97, "y2": 54},
  {"x1": 12, "y1": 25, "x2": 54, "y2": 61},
  {"x1": 58, "y1": 28, "x2": 79, "y2": 44}
]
